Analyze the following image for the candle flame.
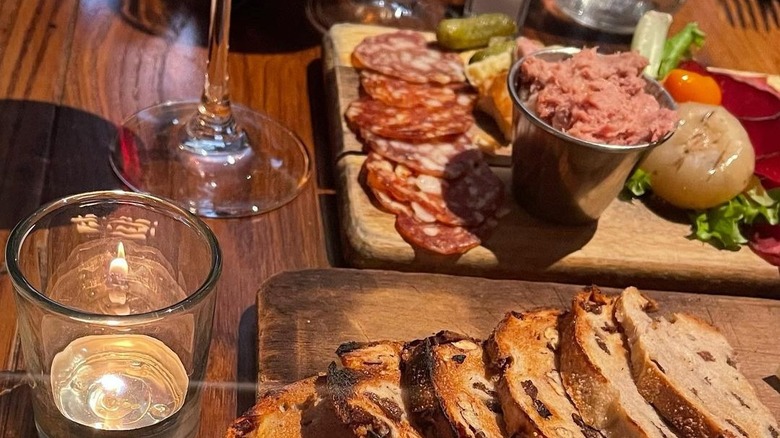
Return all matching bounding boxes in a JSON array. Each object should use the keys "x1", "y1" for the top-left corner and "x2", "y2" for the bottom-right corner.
[
  {"x1": 108, "y1": 242, "x2": 129, "y2": 310},
  {"x1": 109, "y1": 242, "x2": 128, "y2": 278}
]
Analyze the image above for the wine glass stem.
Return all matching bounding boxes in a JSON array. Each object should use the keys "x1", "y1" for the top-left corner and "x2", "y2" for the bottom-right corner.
[
  {"x1": 183, "y1": 0, "x2": 246, "y2": 153},
  {"x1": 204, "y1": 0, "x2": 231, "y2": 118}
]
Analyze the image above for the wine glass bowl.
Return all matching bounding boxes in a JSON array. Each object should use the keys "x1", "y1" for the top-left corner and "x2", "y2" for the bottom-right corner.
[
  {"x1": 110, "y1": 0, "x2": 312, "y2": 218},
  {"x1": 111, "y1": 101, "x2": 311, "y2": 218}
]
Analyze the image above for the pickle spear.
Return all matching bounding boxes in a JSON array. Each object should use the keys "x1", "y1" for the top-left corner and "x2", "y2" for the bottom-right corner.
[{"x1": 436, "y1": 13, "x2": 517, "y2": 51}]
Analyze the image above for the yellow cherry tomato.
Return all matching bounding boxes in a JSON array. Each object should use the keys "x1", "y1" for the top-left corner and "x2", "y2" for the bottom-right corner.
[{"x1": 663, "y1": 69, "x2": 723, "y2": 105}]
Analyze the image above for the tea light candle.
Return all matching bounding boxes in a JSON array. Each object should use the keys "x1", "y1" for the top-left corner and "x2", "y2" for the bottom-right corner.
[
  {"x1": 9, "y1": 190, "x2": 219, "y2": 438},
  {"x1": 49, "y1": 241, "x2": 190, "y2": 430}
]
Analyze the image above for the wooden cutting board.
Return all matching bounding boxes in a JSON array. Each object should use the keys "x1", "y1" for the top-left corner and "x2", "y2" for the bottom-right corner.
[
  {"x1": 323, "y1": 23, "x2": 780, "y2": 297},
  {"x1": 256, "y1": 268, "x2": 780, "y2": 418}
]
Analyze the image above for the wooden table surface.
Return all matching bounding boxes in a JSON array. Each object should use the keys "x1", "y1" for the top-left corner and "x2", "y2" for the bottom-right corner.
[{"x1": 0, "y1": 0, "x2": 776, "y2": 436}]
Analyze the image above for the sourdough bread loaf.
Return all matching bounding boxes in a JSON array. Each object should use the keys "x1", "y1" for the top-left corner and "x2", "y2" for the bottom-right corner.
[
  {"x1": 486, "y1": 308, "x2": 603, "y2": 438},
  {"x1": 403, "y1": 331, "x2": 504, "y2": 437},
  {"x1": 225, "y1": 375, "x2": 352, "y2": 438},
  {"x1": 328, "y1": 341, "x2": 424, "y2": 438},
  {"x1": 560, "y1": 287, "x2": 677, "y2": 438},
  {"x1": 616, "y1": 287, "x2": 780, "y2": 438}
]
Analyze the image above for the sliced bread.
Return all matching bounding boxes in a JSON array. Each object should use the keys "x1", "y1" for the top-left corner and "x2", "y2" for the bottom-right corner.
[
  {"x1": 485, "y1": 308, "x2": 602, "y2": 438},
  {"x1": 560, "y1": 287, "x2": 677, "y2": 438},
  {"x1": 615, "y1": 286, "x2": 780, "y2": 438},
  {"x1": 225, "y1": 374, "x2": 352, "y2": 437},
  {"x1": 328, "y1": 340, "x2": 424, "y2": 438},
  {"x1": 403, "y1": 331, "x2": 504, "y2": 437}
]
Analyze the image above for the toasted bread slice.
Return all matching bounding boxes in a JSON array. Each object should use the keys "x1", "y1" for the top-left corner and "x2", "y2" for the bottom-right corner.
[
  {"x1": 403, "y1": 331, "x2": 504, "y2": 437},
  {"x1": 486, "y1": 309, "x2": 603, "y2": 438},
  {"x1": 225, "y1": 374, "x2": 352, "y2": 438},
  {"x1": 615, "y1": 287, "x2": 780, "y2": 438},
  {"x1": 328, "y1": 341, "x2": 424, "y2": 438},
  {"x1": 560, "y1": 287, "x2": 676, "y2": 438}
]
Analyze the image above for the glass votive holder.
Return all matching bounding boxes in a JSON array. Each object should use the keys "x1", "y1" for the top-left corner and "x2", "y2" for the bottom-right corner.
[{"x1": 5, "y1": 190, "x2": 221, "y2": 438}]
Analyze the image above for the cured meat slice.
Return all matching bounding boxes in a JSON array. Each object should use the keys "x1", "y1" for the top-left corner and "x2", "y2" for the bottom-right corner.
[
  {"x1": 362, "y1": 131, "x2": 482, "y2": 179},
  {"x1": 360, "y1": 71, "x2": 476, "y2": 109},
  {"x1": 367, "y1": 184, "x2": 412, "y2": 216},
  {"x1": 749, "y1": 224, "x2": 780, "y2": 266},
  {"x1": 346, "y1": 98, "x2": 473, "y2": 141},
  {"x1": 353, "y1": 30, "x2": 466, "y2": 84},
  {"x1": 394, "y1": 214, "x2": 481, "y2": 255},
  {"x1": 364, "y1": 153, "x2": 503, "y2": 227}
]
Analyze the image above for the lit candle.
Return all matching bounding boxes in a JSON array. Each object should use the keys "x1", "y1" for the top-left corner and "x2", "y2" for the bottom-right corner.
[{"x1": 107, "y1": 243, "x2": 129, "y2": 314}]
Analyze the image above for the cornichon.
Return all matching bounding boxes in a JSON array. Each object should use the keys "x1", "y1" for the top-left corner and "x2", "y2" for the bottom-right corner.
[
  {"x1": 469, "y1": 40, "x2": 515, "y2": 63},
  {"x1": 436, "y1": 13, "x2": 517, "y2": 51}
]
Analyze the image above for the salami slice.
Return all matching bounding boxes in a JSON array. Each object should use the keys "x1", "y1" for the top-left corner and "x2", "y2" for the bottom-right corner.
[
  {"x1": 367, "y1": 184, "x2": 412, "y2": 216},
  {"x1": 360, "y1": 71, "x2": 477, "y2": 110},
  {"x1": 353, "y1": 30, "x2": 466, "y2": 84},
  {"x1": 364, "y1": 153, "x2": 503, "y2": 227},
  {"x1": 362, "y1": 131, "x2": 482, "y2": 179},
  {"x1": 394, "y1": 214, "x2": 481, "y2": 255},
  {"x1": 346, "y1": 98, "x2": 473, "y2": 141}
]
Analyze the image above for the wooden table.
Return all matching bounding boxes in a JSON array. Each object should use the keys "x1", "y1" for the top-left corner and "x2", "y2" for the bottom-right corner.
[{"x1": 0, "y1": 0, "x2": 776, "y2": 436}]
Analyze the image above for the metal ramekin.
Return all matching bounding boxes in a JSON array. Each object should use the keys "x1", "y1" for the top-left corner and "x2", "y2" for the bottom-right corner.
[{"x1": 508, "y1": 47, "x2": 677, "y2": 225}]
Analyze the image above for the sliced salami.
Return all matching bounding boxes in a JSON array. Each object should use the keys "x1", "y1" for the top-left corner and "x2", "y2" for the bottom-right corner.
[
  {"x1": 353, "y1": 30, "x2": 466, "y2": 84},
  {"x1": 367, "y1": 184, "x2": 412, "y2": 216},
  {"x1": 361, "y1": 131, "x2": 482, "y2": 179},
  {"x1": 346, "y1": 97, "x2": 473, "y2": 141},
  {"x1": 364, "y1": 153, "x2": 503, "y2": 227},
  {"x1": 394, "y1": 214, "x2": 481, "y2": 255},
  {"x1": 360, "y1": 71, "x2": 477, "y2": 110}
]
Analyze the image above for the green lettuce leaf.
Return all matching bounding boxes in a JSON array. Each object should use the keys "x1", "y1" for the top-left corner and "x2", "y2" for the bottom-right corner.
[
  {"x1": 658, "y1": 22, "x2": 706, "y2": 78},
  {"x1": 624, "y1": 168, "x2": 652, "y2": 197},
  {"x1": 689, "y1": 181, "x2": 780, "y2": 250},
  {"x1": 622, "y1": 169, "x2": 780, "y2": 250}
]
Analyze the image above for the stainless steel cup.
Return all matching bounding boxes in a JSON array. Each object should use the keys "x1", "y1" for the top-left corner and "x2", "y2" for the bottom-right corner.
[{"x1": 508, "y1": 47, "x2": 677, "y2": 225}]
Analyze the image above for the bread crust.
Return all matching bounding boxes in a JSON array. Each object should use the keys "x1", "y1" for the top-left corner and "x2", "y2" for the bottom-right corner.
[{"x1": 559, "y1": 287, "x2": 676, "y2": 438}]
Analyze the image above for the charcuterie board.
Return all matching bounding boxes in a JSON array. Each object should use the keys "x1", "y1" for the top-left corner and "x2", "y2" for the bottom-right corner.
[
  {"x1": 323, "y1": 23, "x2": 780, "y2": 297},
  {"x1": 257, "y1": 269, "x2": 780, "y2": 417}
]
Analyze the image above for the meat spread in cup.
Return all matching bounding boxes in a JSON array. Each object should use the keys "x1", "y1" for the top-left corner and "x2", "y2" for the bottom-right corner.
[
  {"x1": 508, "y1": 47, "x2": 678, "y2": 225},
  {"x1": 521, "y1": 48, "x2": 678, "y2": 146}
]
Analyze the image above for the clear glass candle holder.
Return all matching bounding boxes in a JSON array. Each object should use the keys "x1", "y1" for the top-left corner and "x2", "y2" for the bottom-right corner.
[{"x1": 5, "y1": 191, "x2": 221, "y2": 438}]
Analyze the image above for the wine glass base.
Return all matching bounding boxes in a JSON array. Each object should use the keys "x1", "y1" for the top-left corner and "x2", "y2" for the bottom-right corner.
[
  {"x1": 110, "y1": 101, "x2": 312, "y2": 218},
  {"x1": 305, "y1": 0, "x2": 447, "y2": 33}
]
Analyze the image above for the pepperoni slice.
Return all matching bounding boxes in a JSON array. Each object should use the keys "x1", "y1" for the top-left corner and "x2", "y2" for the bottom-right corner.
[
  {"x1": 360, "y1": 71, "x2": 477, "y2": 110},
  {"x1": 353, "y1": 30, "x2": 466, "y2": 84},
  {"x1": 364, "y1": 153, "x2": 503, "y2": 227},
  {"x1": 394, "y1": 214, "x2": 481, "y2": 255},
  {"x1": 346, "y1": 98, "x2": 473, "y2": 141},
  {"x1": 362, "y1": 131, "x2": 482, "y2": 179}
]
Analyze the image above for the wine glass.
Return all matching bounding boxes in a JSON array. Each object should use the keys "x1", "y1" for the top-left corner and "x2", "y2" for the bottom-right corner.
[
  {"x1": 305, "y1": 0, "x2": 450, "y2": 34},
  {"x1": 110, "y1": 0, "x2": 312, "y2": 218}
]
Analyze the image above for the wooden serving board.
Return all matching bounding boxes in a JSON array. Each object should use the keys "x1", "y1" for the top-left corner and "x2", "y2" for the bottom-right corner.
[
  {"x1": 257, "y1": 268, "x2": 780, "y2": 419},
  {"x1": 323, "y1": 24, "x2": 780, "y2": 297}
]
